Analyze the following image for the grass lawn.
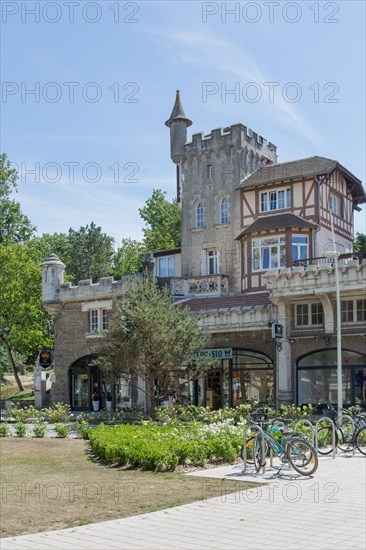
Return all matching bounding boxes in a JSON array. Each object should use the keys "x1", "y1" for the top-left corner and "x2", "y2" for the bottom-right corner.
[{"x1": 0, "y1": 438, "x2": 259, "y2": 538}]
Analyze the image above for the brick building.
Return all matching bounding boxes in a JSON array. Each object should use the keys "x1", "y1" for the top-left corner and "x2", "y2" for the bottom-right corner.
[{"x1": 42, "y1": 92, "x2": 366, "y2": 411}]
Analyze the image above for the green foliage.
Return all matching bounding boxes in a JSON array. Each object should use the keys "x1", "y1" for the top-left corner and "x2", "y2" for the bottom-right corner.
[
  {"x1": 0, "y1": 153, "x2": 36, "y2": 245},
  {"x1": 97, "y1": 275, "x2": 210, "y2": 409},
  {"x1": 0, "y1": 423, "x2": 10, "y2": 437},
  {"x1": 88, "y1": 421, "x2": 244, "y2": 472},
  {"x1": 4, "y1": 404, "x2": 42, "y2": 422},
  {"x1": 32, "y1": 421, "x2": 47, "y2": 438},
  {"x1": 113, "y1": 238, "x2": 144, "y2": 277},
  {"x1": 76, "y1": 420, "x2": 90, "y2": 439},
  {"x1": 54, "y1": 423, "x2": 71, "y2": 438},
  {"x1": 353, "y1": 232, "x2": 366, "y2": 254},
  {"x1": 153, "y1": 404, "x2": 252, "y2": 425},
  {"x1": 44, "y1": 402, "x2": 72, "y2": 423},
  {"x1": 0, "y1": 243, "x2": 52, "y2": 365},
  {"x1": 14, "y1": 422, "x2": 27, "y2": 437},
  {"x1": 66, "y1": 222, "x2": 114, "y2": 284},
  {"x1": 27, "y1": 232, "x2": 70, "y2": 266},
  {"x1": 139, "y1": 189, "x2": 181, "y2": 251}
]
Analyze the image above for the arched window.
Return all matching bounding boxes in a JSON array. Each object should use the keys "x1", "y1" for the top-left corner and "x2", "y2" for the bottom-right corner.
[
  {"x1": 196, "y1": 202, "x2": 204, "y2": 228},
  {"x1": 220, "y1": 198, "x2": 229, "y2": 224}
]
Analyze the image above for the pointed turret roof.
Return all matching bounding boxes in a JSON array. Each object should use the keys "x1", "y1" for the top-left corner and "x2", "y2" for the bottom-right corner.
[{"x1": 165, "y1": 90, "x2": 192, "y2": 127}]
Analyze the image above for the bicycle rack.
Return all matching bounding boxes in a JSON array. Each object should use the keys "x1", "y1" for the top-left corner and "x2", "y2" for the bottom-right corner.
[
  {"x1": 294, "y1": 419, "x2": 315, "y2": 447},
  {"x1": 315, "y1": 416, "x2": 336, "y2": 459},
  {"x1": 242, "y1": 423, "x2": 266, "y2": 474},
  {"x1": 336, "y1": 414, "x2": 355, "y2": 455}
]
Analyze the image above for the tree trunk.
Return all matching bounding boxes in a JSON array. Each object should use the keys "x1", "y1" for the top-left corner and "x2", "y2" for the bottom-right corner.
[{"x1": 1, "y1": 338, "x2": 24, "y2": 392}]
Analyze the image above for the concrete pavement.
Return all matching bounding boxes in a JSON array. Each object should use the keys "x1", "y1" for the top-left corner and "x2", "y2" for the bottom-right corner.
[{"x1": 1, "y1": 454, "x2": 365, "y2": 550}]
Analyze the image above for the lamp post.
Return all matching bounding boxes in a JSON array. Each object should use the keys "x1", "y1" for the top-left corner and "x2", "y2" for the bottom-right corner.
[{"x1": 325, "y1": 210, "x2": 343, "y2": 417}]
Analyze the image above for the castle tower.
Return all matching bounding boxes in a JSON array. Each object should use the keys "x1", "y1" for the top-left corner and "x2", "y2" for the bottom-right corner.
[
  {"x1": 41, "y1": 254, "x2": 65, "y2": 313},
  {"x1": 165, "y1": 90, "x2": 192, "y2": 201}
]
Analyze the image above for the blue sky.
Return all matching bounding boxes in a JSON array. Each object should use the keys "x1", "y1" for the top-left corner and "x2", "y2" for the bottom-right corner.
[{"x1": 1, "y1": 0, "x2": 365, "y2": 246}]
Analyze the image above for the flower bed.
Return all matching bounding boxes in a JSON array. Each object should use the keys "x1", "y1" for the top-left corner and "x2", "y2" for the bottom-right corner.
[{"x1": 88, "y1": 420, "x2": 246, "y2": 471}]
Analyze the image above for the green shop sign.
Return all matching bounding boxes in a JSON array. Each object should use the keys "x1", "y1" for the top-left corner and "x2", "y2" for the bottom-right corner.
[{"x1": 193, "y1": 348, "x2": 232, "y2": 359}]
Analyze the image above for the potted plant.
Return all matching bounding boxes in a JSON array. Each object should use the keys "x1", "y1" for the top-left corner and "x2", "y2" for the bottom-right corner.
[
  {"x1": 105, "y1": 389, "x2": 112, "y2": 410},
  {"x1": 92, "y1": 383, "x2": 100, "y2": 411}
]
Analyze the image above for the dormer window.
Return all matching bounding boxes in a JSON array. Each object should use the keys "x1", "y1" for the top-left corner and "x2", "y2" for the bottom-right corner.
[{"x1": 260, "y1": 187, "x2": 291, "y2": 212}]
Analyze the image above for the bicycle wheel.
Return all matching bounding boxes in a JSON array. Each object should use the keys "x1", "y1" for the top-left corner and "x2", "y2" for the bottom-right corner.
[
  {"x1": 355, "y1": 428, "x2": 366, "y2": 456},
  {"x1": 316, "y1": 426, "x2": 338, "y2": 455},
  {"x1": 336, "y1": 418, "x2": 354, "y2": 452},
  {"x1": 287, "y1": 438, "x2": 318, "y2": 476},
  {"x1": 253, "y1": 435, "x2": 268, "y2": 472},
  {"x1": 240, "y1": 436, "x2": 256, "y2": 464}
]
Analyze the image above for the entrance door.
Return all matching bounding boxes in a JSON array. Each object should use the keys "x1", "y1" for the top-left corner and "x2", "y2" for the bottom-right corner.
[{"x1": 70, "y1": 356, "x2": 102, "y2": 411}]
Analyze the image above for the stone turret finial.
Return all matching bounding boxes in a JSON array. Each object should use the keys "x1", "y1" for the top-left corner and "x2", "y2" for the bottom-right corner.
[{"x1": 165, "y1": 90, "x2": 192, "y2": 127}]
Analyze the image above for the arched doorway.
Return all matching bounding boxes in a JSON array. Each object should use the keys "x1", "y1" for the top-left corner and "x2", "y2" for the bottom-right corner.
[
  {"x1": 69, "y1": 355, "x2": 102, "y2": 411},
  {"x1": 297, "y1": 349, "x2": 366, "y2": 406}
]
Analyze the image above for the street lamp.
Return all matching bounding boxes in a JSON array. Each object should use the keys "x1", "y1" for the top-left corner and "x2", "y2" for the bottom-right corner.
[{"x1": 325, "y1": 210, "x2": 343, "y2": 417}]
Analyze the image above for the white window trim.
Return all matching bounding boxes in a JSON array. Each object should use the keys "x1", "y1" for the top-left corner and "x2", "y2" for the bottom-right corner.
[
  {"x1": 295, "y1": 302, "x2": 324, "y2": 327},
  {"x1": 260, "y1": 187, "x2": 291, "y2": 213},
  {"x1": 157, "y1": 256, "x2": 175, "y2": 277},
  {"x1": 220, "y1": 197, "x2": 229, "y2": 224},
  {"x1": 330, "y1": 192, "x2": 341, "y2": 217},
  {"x1": 196, "y1": 202, "x2": 204, "y2": 228},
  {"x1": 82, "y1": 299, "x2": 112, "y2": 312},
  {"x1": 252, "y1": 235, "x2": 286, "y2": 272},
  {"x1": 341, "y1": 299, "x2": 366, "y2": 324},
  {"x1": 292, "y1": 234, "x2": 309, "y2": 261},
  {"x1": 87, "y1": 308, "x2": 109, "y2": 336}
]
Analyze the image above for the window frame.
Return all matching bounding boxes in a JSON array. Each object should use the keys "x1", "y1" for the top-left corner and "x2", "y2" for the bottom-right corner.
[
  {"x1": 295, "y1": 303, "x2": 324, "y2": 327},
  {"x1": 330, "y1": 191, "x2": 342, "y2": 217},
  {"x1": 292, "y1": 235, "x2": 309, "y2": 261},
  {"x1": 158, "y1": 256, "x2": 175, "y2": 277},
  {"x1": 220, "y1": 197, "x2": 229, "y2": 224},
  {"x1": 206, "y1": 164, "x2": 213, "y2": 181},
  {"x1": 196, "y1": 202, "x2": 204, "y2": 228},
  {"x1": 87, "y1": 309, "x2": 108, "y2": 334},
  {"x1": 341, "y1": 299, "x2": 366, "y2": 323},
  {"x1": 260, "y1": 187, "x2": 291, "y2": 213},
  {"x1": 252, "y1": 235, "x2": 286, "y2": 272},
  {"x1": 206, "y1": 249, "x2": 219, "y2": 275}
]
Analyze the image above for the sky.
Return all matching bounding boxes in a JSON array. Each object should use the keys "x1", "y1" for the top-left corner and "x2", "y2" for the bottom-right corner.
[{"x1": 1, "y1": 0, "x2": 365, "y2": 247}]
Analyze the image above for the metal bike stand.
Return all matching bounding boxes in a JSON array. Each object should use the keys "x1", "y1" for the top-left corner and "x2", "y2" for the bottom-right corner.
[
  {"x1": 336, "y1": 414, "x2": 355, "y2": 455},
  {"x1": 315, "y1": 416, "x2": 336, "y2": 459},
  {"x1": 295, "y1": 419, "x2": 315, "y2": 447},
  {"x1": 242, "y1": 423, "x2": 266, "y2": 474}
]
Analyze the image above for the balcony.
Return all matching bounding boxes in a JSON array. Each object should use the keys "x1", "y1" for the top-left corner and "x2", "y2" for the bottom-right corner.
[
  {"x1": 171, "y1": 275, "x2": 229, "y2": 297},
  {"x1": 292, "y1": 252, "x2": 365, "y2": 268}
]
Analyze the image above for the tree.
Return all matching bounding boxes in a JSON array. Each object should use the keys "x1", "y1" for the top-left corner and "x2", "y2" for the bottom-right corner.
[
  {"x1": 27, "y1": 232, "x2": 71, "y2": 266},
  {"x1": 139, "y1": 189, "x2": 181, "y2": 251},
  {"x1": 67, "y1": 222, "x2": 115, "y2": 284},
  {"x1": 113, "y1": 238, "x2": 144, "y2": 278},
  {"x1": 0, "y1": 153, "x2": 35, "y2": 245},
  {"x1": 97, "y1": 275, "x2": 212, "y2": 410},
  {"x1": 353, "y1": 232, "x2": 366, "y2": 254},
  {"x1": 0, "y1": 243, "x2": 52, "y2": 391}
]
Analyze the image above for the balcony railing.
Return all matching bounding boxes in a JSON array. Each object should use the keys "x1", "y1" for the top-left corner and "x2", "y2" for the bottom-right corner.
[
  {"x1": 292, "y1": 252, "x2": 365, "y2": 268},
  {"x1": 171, "y1": 275, "x2": 229, "y2": 297}
]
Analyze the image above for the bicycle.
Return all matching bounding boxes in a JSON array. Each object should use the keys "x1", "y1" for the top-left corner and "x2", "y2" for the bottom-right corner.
[
  {"x1": 252, "y1": 419, "x2": 318, "y2": 476},
  {"x1": 317, "y1": 404, "x2": 366, "y2": 456}
]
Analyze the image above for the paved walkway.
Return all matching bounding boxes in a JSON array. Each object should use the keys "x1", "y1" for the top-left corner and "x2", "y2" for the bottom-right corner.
[{"x1": 1, "y1": 454, "x2": 365, "y2": 550}]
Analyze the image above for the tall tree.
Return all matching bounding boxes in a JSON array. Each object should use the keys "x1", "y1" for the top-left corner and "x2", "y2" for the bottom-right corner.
[
  {"x1": 139, "y1": 189, "x2": 181, "y2": 251},
  {"x1": 27, "y1": 232, "x2": 71, "y2": 266},
  {"x1": 0, "y1": 153, "x2": 35, "y2": 244},
  {"x1": 353, "y1": 232, "x2": 366, "y2": 254},
  {"x1": 67, "y1": 222, "x2": 115, "y2": 284},
  {"x1": 97, "y1": 275, "x2": 211, "y2": 410},
  {"x1": 113, "y1": 238, "x2": 144, "y2": 278},
  {"x1": 0, "y1": 244, "x2": 52, "y2": 391}
]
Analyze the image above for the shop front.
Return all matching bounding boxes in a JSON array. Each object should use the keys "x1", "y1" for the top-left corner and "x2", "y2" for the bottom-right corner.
[
  {"x1": 188, "y1": 349, "x2": 274, "y2": 409},
  {"x1": 297, "y1": 349, "x2": 366, "y2": 407}
]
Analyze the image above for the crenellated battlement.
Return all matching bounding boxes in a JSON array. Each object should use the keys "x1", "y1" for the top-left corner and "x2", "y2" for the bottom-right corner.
[
  {"x1": 263, "y1": 259, "x2": 366, "y2": 299},
  {"x1": 54, "y1": 273, "x2": 141, "y2": 302},
  {"x1": 186, "y1": 123, "x2": 277, "y2": 159}
]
